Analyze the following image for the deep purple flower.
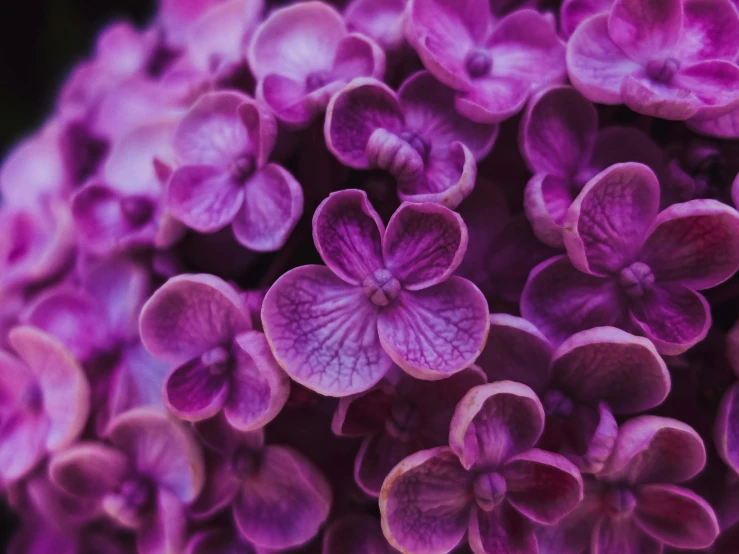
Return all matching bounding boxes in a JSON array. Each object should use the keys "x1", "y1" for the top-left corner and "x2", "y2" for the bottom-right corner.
[
  {"x1": 0, "y1": 326, "x2": 89, "y2": 486},
  {"x1": 140, "y1": 273, "x2": 290, "y2": 430},
  {"x1": 479, "y1": 316, "x2": 670, "y2": 472},
  {"x1": 380, "y1": 381, "x2": 584, "y2": 554},
  {"x1": 332, "y1": 365, "x2": 486, "y2": 496},
  {"x1": 247, "y1": 1, "x2": 386, "y2": 128},
  {"x1": 48, "y1": 408, "x2": 204, "y2": 554},
  {"x1": 567, "y1": 0, "x2": 739, "y2": 120},
  {"x1": 166, "y1": 90, "x2": 303, "y2": 251},
  {"x1": 521, "y1": 162, "x2": 739, "y2": 354},
  {"x1": 325, "y1": 72, "x2": 498, "y2": 207},
  {"x1": 520, "y1": 85, "x2": 662, "y2": 247},
  {"x1": 323, "y1": 514, "x2": 398, "y2": 554},
  {"x1": 262, "y1": 189, "x2": 490, "y2": 396},
  {"x1": 405, "y1": 0, "x2": 566, "y2": 123},
  {"x1": 344, "y1": 0, "x2": 407, "y2": 53},
  {"x1": 189, "y1": 415, "x2": 332, "y2": 550}
]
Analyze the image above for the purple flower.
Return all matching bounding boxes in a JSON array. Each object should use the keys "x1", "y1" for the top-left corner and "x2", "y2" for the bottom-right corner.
[
  {"x1": 520, "y1": 85, "x2": 662, "y2": 247},
  {"x1": 479, "y1": 316, "x2": 670, "y2": 472},
  {"x1": 166, "y1": 90, "x2": 303, "y2": 252},
  {"x1": 344, "y1": 0, "x2": 407, "y2": 53},
  {"x1": 567, "y1": 0, "x2": 739, "y2": 120},
  {"x1": 323, "y1": 514, "x2": 398, "y2": 554},
  {"x1": 325, "y1": 72, "x2": 498, "y2": 208},
  {"x1": 247, "y1": 1, "x2": 386, "y2": 128},
  {"x1": 0, "y1": 326, "x2": 89, "y2": 486},
  {"x1": 716, "y1": 382, "x2": 739, "y2": 477},
  {"x1": 140, "y1": 273, "x2": 290, "y2": 430},
  {"x1": 48, "y1": 408, "x2": 204, "y2": 554},
  {"x1": 405, "y1": 0, "x2": 566, "y2": 123},
  {"x1": 521, "y1": 162, "x2": 739, "y2": 354},
  {"x1": 380, "y1": 381, "x2": 584, "y2": 554},
  {"x1": 332, "y1": 366, "x2": 486, "y2": 496},
  {"x1": 262, "y1": 189, "x2": 490, "y2": 396},
  {"x1": 189, "y1": 415, "x2": 332, "y2": 550}
]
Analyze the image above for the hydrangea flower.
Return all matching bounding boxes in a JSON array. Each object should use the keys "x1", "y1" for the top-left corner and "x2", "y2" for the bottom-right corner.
[
  {"x1": 48, "y1": 408, "x2": 204, "y2": 554},
  {"x1": 325, "y1": 72, "x2": 498, "y2": 207},
  {"x1": 567, "y1": 0, "x2": 739, "y2": 120},
  {"x1": 332, "y1": 365, "x2": 486, "y2": 496},
  {"x1": 323, "y1": 515, "x2": 398, "y2": 554},
  {"x1": 247, "y1": 1, "x2": 386, "y2": 128},
  {"x1": 140, "y1": 273, "x2": 290, "y2": 430},
  {"x1": 522, "y1": 162, "x2": 739, "y2": 354},
  {"x1": 0, "y1": 326, "x2": 89, "y2": 486},
  {"x1": 262, "y1": 189, "x2": 490, "y2": 396},
  {"x1": 380, "y1": 381, "x2": 584, "y2": 554},
  {"x1": 166, "y1": 90, "x2": 303, "y2": 251},
  {"x1": 520, "y1": 85, "x2": 662, "y2": 247},
  {"x1": 479, "y1": 316, "x2": 670, "y2": 472},
  {"x1": 190, "y1": 415, "x2": 332, "y2": 550},
  {"x1": 405, "y1": 0, "x2": 566, "y2": 123}
]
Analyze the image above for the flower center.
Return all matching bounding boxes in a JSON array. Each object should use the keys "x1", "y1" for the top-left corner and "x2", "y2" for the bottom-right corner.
[
  {"x1": 230, "y1": 154, "x2": 256, "y2": 184},
  {"x1": 201, "y1": 345, "x2": 233, "y2": 376},
  {"x1": 542, "y1": 389, "x2": 574, "y2": 418},
  {"x1": 465, "y1": 48, "x2": 492, "y2": 79},
  {"x1": 231, "y1": 446, "x2": 260, "y2": 479},
  {"x1": 385, "y1": 400, "x2": 421, "y2": 441},
  {"x1": 473, "y1": 472, "x2": 507, "y2": 512},
  {"x1": 602, "y1": 487, "x2": 637, "y2": 519},
  {"x1": 398, "y1": 129, "x2": 430, "y2": 161},
  {"x1": 646, "y1": 57, "x2": 680, "y2": 83},
  {"x1": 362, "y1": 269, "x2": 401, "y2": 307},
  {"x1": 120, "y1": 195, "x2": 154, "y2": 228},
  {"x1": 305, "y1": 70, "x2": 333, "y2": 92},
  {"x1": 619, "y1": 261, "x2": 655, "y2": 297}
]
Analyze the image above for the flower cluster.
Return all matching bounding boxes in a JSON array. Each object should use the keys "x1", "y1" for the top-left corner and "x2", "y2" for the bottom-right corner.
[{"x1": 1, "y1": 0, "x2": 739, "y2": 553}]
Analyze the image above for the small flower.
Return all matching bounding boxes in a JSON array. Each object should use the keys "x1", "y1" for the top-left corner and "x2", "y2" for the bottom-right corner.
[
  {"x1": 323, "y1": 514, "x2": 398, "y2": 554},
  {"x1": 521, "y1": 162, "x2": 739, "y2": 354},
  {"x1": 380, "y1": 381, "x2": 583, "y2": 554},
  {"x1": 325, "y1": 73, "x2": 498, "y2": 208},
  {"x1": 262, "y1": 189, "x2": 490, "y2": 396},
  {"x1": 406, "y1": 0, "x2": 566, "y2": 123},
  {"x1": 166, "y1": 91, "x2": 304, "y2": 251},
  {"x1": 140, "y1": 273, "x2": 290, "y2": 430},
  {"x1": 48, "y1": 408, "x2": 204, "y2": 554},
  {"x1": 248, "y1": 1, "x2": 386, "y2": 128},
  {"x1": 332, "y1": 366, "x2": 486, "y2": 495},
  {"x1": 567, "y1": 0, "x2": 739, "y2": 120}
]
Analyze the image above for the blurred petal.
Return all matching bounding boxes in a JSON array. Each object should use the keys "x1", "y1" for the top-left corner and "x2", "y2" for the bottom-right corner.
[
  {"x1": 49, "y1": 442, "x2": 128, "y2": 499},
  {"x1": 591, "y1": 516, "x2": 661, "y2": 554},
  {"x1": 323, "y1": 514, "x2": 396, "y2": 554},
  {"x1": 137, "y1": 487, "x2": 187, "y2": 554},
  {"x1": 715, "y1": 383, "x2": 739, "y2": 474}
]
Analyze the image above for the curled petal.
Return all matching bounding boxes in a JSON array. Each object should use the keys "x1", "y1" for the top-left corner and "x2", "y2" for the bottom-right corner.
[
  {"x1": 355, "y1": 431, "x2": 423, "y2": 497},
  {"x1": 367, "y1": 128, "x2": 426, "y2": 185},
  {"x1": 164, "y1": 357, "x2": 230, "y2": 422},
  {"x1": 524, "y1": 173, "x2": 575, "y2": 248},
  {"x1": 49, "y1": 442, "x2": 128, "y2": 500},
  {"x1": 560, "y1": 402, "x2": 619, "y2": 474},
  {"x1": 715, "y1": 383, "x2": 739, "y2": 474}
]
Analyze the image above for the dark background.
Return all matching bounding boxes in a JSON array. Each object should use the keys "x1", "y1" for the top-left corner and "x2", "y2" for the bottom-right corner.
[{"x1": 0, "y1": 0, "x2": 154, "y2": 157}]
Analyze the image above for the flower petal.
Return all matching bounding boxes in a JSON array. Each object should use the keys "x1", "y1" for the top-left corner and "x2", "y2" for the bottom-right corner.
[
  {"x1": 233, "y1": 445, "x2": 331, "y2": 550},
  {"x1": 639, "y1": 199, "x2": 739, "y2": 290},
  {"x1": 564, "y1": 162, "x2": 660, "y2": 276},
  {"x1": 620, "y1": 73, "x2": 702, "y2": 120},
  {"x1": 355, "y1": 431, "x2": 423, "y2": 497},
  {"x1": 520, "y1": 85, "x2": 598, "y2": 177},
  {"x1": 524, "y1": 173, "x2": 576, "y2": 247},
  {"x1": 550, "y1": 326, "x2": 670, "y2": 414},
  {"x1": 137, "y1": 487, "x2": 187, "y2": 554},
  {"x1": 377, "y1": 277, "x2": 489, "y2": 380},
  {"x1": 380, "y1": 447, "x2": 473, "y2": 554},
  {"x1": 601, "y1": 415, "x2": 706, "y2": 485},
  {"x1": 262, "y1": 265, "x2": 391, "y2": 396},
  {"x1": 675, "y1": 60, "x2": 739, "y2": 119},
  {"x1": 679, "y1": 0, "x2": 739, "y2": 62},
  {"x1": 468, "y1": 503, "x2": 538, "y2": 554},
  {"x1": 0, "y1": 412, "x2": 48, "y2": 484},
  {"x1": 332, "y1": 33, "x2": 386, "y2": 83},
  {"x1": 591, "y1": 515, "x2": 662, "y2": 554},
  {"x1": 344, "y1": 0, "x2": 407, "y2": 52},
  {"x1": 559, "y1": 402, "x2": 619, "y2": 474},
  {"x1": 323, "y1": 514, "x2": 396, "y2": 554},
  {"x1": 383, "y1": 202, "x2": 468, "y2": 289},
  {"x1": 331, "y1": 382, "x2": 393, "y2": 437},
  {"x1": 48, "y1": 442, "x2": 128, "y2": 499},
  {"x1": 608, "y1": 0, "x2": 682, "y2": 60},
  {"x1": 449, "y1": 381, "x2": 545, "y2": 471},
  {"x1": 635, "y1": 484, "x2": 719, "y2": 549},
  {"x1": 455, "y1": 77, "x2": 532, "y2": 124},
  {"x1": 140, "y1": 273, "x2": 251, "y2": 364},
  {"x1": 186, "y1": 528, "x2": 258, "y2": 554},
  {"x1": 588, "y1": 126, "x2": 664, "y2": 173},
  {"x1": 688, "y1": 107, "x2": 739, "y2": 139},
  {"x1": 163, "y1": 357, "x2": 230, "y2": 421},
  {"x1": 715, "y1": 383, "x2": 739, "y2": 474},
  {"x1": 189, "y1": 453, "x2": 239, "y2": 520},
  {"x1": 560, "y1": 0, "x2": 614, "y2": 38},
  {"x1": 312, "y1": 189, "x2": 385, "y2": 285}
]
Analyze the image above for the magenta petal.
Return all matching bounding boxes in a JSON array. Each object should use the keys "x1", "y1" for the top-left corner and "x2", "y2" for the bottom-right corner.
[
  {"x1": 521, "y1": 256, "x2": 627, "y2": 345},
  {"x1": 0, "y1": 413, "x2": 48, "y2": 484},
  {"x1": 257, "y1": 74, "x2": 313, "y2": 127},
  {"x1": 561, "y1": 402, "x2": 619, "y2": 474},
  {"x1": 332, "y1": 33, "x2": 385, "y2": 84},
  {"x1": 716, "y1": 383, "x2": 739, "y2": 474},
  {"x1": 140, "y1": 273, "x2": 250, "y2": 364},
  {"x1": 476, "y1": 314, "x2": 553, "y2": 390},
  {"x1": 550, "y1": 327, "x2": 670, "y2": 414},
  {"x1": 344, "y1": 0, "x2": 406, "y2": 51},
  {"x1": 455, "y1": 76, "x2": 532, "y2": 124},
  {"x1": 601, "y1": 415, "x2": 706, "y2": 485},
  {"x1": 620, "y1": 73, "x2": 703, "y2": 120},
  {"x1": 186, "y1": 528, "x2": 258, "y2": 554},
  {"x1": 524, "y1": 173, "x2": 576, "y2": 247},
  {"x1": 588, "y1": 126, "x2": 664, "y2": 173},
  {"x1": 232, "y1": 164, "x2": 303, "y2": 252},
  {"x1": 355, "y1": 431, "x2": 423, "y2": 497},
  {"x1": 449, "y1": 382, "x2": 545, "y2": 471},
  {"x1": 223, "y1": 331, "x2": 290, "y2": 431},
  {"x1": 233, "y1": 445, "x2": 331, "y2": 550},
  {"x1": 380, "y1": 447, "x2": 473, "y2": 554},
  {"x1": 384, "y1": 202, "x2": 467, "y2": 289},
  {"x1": 560, "y1": 0, "x2": 614, "y2": 37},
  {"x1": 629, "y1": 284, "x2": 711, "y2": 355},
  {"x1": 639, "y1": 199, "x2": 739, "y2": 290},
  {"x1": 49, "y1": 442, "x2": 128, "y2": 499},
  {"x1": 164, "y1": 357, "x2": 229, "y2": 421},
  {"x1": 189, "y1": 455, "x2": 240, "y2": 520},
  {"x1": 332, "y1": 383, "x2": 393, "y2": 437},
  {"x1": 674, "y1": 60, "x2": 739, "y2": 119},
  {"x1": 688, "y1": 107, "x2": 739, "y2": 139},
  {"x1": 377, "y1": 278, "x2": 489, "y2": 379},
  {"x1": 137, "y1": 487, "x2": 186, "y2": 554},
  {"x1": 520, "y1": 85, "x2": 598, "y2": 177},
  {"x1": 591, "y1": 516, "x2": 662, "y2": 554},
  {"x1": 401, "y1": 142, "x2": 476, "y2": 208},
  {"x1": 679, "y1": 0, "x2": 739, "y2": 61},
  {"x1": 635, "y1": 484, "x2": 719, "y2": 549},
  {"x1": 608, "y1": 0, "x2": 682, "y2": 60},
  {"x1": 323, "y1": 514, "x2": 396, "y2": 554},
  {"x1": 468, "y1": 503, "x2": 538, "y2": 554},
  {"x1": 565, "y1": 162, "x2": 660, "y2": 276},
  {"x1": 312, "y1": 189, "x2": 385, "y2": 285},
  {"x1": 262, "y1": 265, "x2": 391, "y2": 396}
]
